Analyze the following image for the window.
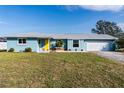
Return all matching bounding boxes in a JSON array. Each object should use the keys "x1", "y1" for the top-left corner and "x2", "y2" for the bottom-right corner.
[
  {"x1": 18, "y1": 38, "x2": 26, "y2": 45},
  {"x1": 73, "y1": 40, "x2": 79, "y2": 47}
]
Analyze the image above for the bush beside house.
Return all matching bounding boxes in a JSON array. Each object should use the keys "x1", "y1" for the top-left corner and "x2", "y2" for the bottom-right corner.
[
  {"x1": 24, "y1": 47, "x2": 32, "y2": 52},
  {"x1": 116, "y1": 38, "x2": 124, "y2": 48},
  {"x1": 8, "y1": 48, "x2": 14, "y2": 52},
  {"x1": 50, "y1": 40, "x2": 65, "y2": 52},
  {"x1": 55, "y1": 40, "x2": 64, "y2": 51},
  {"x1": 0, "y1": 50, "x2": 7, "y2": 52},
  {"x1": 56, "y1": 40, "x2": 64, "y2": 47}
]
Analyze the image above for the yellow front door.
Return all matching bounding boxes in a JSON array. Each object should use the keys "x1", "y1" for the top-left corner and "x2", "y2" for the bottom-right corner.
[{"x1": 44, "y1": 39, "x2": 50, "y2": 51}]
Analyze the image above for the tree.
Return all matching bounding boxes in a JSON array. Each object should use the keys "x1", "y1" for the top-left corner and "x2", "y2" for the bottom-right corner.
[
  {"x1": 92, "y1": 20, "x2": 123, "y2": 37},
  {"x1": 92, "y1": 20, "x2": 124, "y2": 48}
]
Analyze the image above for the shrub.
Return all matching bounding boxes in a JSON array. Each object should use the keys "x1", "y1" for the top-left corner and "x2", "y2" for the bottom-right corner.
[
  {"x1": 56, "y1": 40, "x2": 64, "y2": 47},
  {"x1": 24, "y1": 47, "x2": 32, "y2": 52},
  {"x1": 0, "y1": 50, "x2": 7, "y2": 52},
  {"x1": 116, "y1": 38, "x2": 124, "y2": 49},
  {"x1": 8, "y1": 48, "x2": 14, "y2": 52}
]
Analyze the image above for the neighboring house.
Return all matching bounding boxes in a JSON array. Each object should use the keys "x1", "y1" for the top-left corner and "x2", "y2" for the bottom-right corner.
[
  {"x1": 6, "y1": 33, "x2": 117, "y2": 52},
  {"x1": 0, "y1": 37, "x2": 7, "y2": 50}
]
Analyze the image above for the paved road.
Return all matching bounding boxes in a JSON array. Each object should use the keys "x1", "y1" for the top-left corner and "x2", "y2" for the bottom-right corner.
[{"x1": 94, "y1": 52, "x2": 124, "y2": 62}]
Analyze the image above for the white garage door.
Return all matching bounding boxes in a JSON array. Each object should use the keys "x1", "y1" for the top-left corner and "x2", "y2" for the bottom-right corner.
[{"x1": 86, "y1": 41, "x2": 111, "y2": 51}]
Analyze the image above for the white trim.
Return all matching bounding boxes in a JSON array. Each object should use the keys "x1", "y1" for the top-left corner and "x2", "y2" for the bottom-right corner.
[
  {"x1": 73, "y1": 40, "x2": 79, "y2": 48},
  {"x1": 17, "y1": 38, "x2": 27, "y2": 46},
  {"x1": 86, "y1": 41, "x2": 111, "y2": 51}
]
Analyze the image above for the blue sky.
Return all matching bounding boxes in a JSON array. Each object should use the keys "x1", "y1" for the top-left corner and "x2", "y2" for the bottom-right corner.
[{"x1": 0, "y1": 5, "x2": 124, "y2": 35}]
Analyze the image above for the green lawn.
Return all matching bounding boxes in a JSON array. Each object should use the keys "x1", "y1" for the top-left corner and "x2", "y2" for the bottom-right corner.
[{"x1": 0, "y1": 52, "x2": 124, "y2": 88}]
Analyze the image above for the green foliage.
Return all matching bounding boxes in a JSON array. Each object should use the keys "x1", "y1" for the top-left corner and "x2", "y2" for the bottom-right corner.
[
  {"x1": 8, "y1": 48, "x2": 14, "y2": 52},
  {"x1": 92, "y1": 20, "x2": 123, "y2": 37},
  {"x1": 0, "y1": 50, "x2": 7, "y2": 52},
  {"x1": 116, "y1": 33, "x2": 124, "y2": 48},
  {"x1": 116, "y1": 38, "x2": 124, "y2": 48},
  {"x1": 56, "y1": 40, "x2": 64, "y2": 47},
  {"x1": 24, "y1": 47, "x2": 32, "y2": 52}
]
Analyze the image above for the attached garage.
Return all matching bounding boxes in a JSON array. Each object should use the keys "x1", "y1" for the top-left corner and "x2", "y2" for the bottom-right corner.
[
  {"x1": 50, "y1": 34, "x2": 117, "y2": 52},
  {"x1": 86, "y1": 41, "x2": 114, "y2": 51}
]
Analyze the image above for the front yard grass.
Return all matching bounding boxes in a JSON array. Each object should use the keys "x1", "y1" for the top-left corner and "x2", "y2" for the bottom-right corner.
[{"x1": 0, "y1": 52, "x2": 123, "y2": 87}]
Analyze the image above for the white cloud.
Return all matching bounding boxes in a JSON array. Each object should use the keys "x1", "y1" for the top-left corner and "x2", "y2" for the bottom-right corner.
[
  {"x1": 64, "y1": 5, "x2": 124, "y2": 12},
  {"x1": 79, "y1": 5, "x2": 124, "y2": 12},
  {"x1": 118, "y1": 23, "x2": 124, "y2": 30}
]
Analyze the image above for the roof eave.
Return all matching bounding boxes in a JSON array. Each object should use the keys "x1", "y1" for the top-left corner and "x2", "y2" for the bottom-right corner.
[{"x1": 6, "y1": 36, "x2": 52, "y2": 38}]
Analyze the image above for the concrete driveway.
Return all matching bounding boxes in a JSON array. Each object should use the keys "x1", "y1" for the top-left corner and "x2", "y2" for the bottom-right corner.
[{"x1": 94, "y1": 51, "x2": 124, "y2": 62}]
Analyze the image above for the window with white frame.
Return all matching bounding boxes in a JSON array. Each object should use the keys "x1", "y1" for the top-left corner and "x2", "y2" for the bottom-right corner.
[
  {"x1": 18, "y1": 38, "x2": 27, "y2": 45},
  {"x1": 73, "y1": 40, "x2": 79, "y2": 47}
]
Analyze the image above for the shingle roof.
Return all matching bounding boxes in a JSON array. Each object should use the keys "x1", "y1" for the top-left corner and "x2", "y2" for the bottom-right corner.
[
  {"x1": 50, "y1": 34, "x2": 117, "y2": 40},
  {"x1": 6, "y1": 32, "x2": 117, "y2": 40}
]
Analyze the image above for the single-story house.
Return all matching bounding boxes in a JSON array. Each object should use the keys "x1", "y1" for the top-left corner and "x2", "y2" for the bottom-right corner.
[{"x1": 6, "y1": 33, "x2": 118, "y2": 52}]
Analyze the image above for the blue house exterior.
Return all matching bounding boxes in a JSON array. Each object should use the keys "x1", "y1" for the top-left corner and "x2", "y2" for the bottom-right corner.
[
  {"x1": 67, "y1": 39, "x2": 115, "y2": 51},
  {"x1": 50, "y1": 34, "x2": 117, "y2": 52},
  {"x1": 7, "y1": 38, "x2": 39, "y2": 52},
  {"x1": 6, "y1": 33, "x2": 117, "y2": 52},
  {"x1": 6, "y1": 33, "x2": 50, "y2": 52},
  {"x1": 67, "y1": 39, "x2": 85, "y2": 51}
]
